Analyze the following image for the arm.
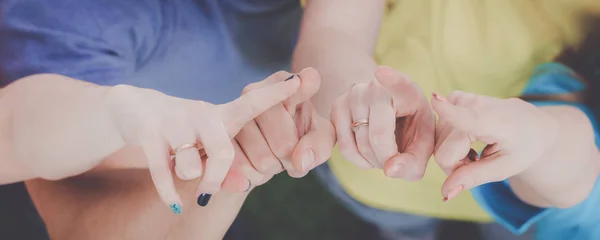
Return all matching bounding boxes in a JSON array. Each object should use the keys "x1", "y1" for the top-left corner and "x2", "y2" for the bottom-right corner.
[
  {"x1": 292, "y1": 0, "x2": 386, "y2": 116},
  {"x1": 462, "y1": 63, "x2": 600, "y2": 235},
  {"x1": 0, "y1": 0, "x2": 140, "y2": 182},
  {"x1": 509, "y1": 105, "x2": 600, "y2": 208},
  {"x1": 0, "y1": 74, "x2": 124, "y2": 184}
]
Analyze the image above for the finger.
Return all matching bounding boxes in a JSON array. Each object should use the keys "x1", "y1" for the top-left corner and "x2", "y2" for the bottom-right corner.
[
  {"x1": 441, "y1": 152, "x2": 522, "y2": 201},
  {"x1": 367, "y1": 81, "x2": 397, "y2": 164},
  {"x1": 141, "y1": 133, "x2": 182, "y2": 214},
  {"x1": 374, "y1": 66, "x2": 424, "y2": 117},
  {"x1": 385, "y1": 110, "x2": 435, "y2": 181},
  {"x1": 236, "y1": 121, "x2": 284, "y2": 175},
  {"x1": 239, "y1": 71, "x2": 301, "y2": 175},
  {"x1": 434, "y1": 129, "x2": 472, "y2": 175},
  {"x1": 331, "y1": 95, "x2": 373, "y2": 169},
  {"x1": 221, "y1": 141, "x2": 265, "y2": 192},
  {"x1": 255, "y1": 103, "x2": 299, "y2": 173},
  {"x1": 222, "y1": 76, "x2": 301, "y2": 137},
  {"x1": 290, "y1": 104, "x2": 336, "y2": 177},
  {"x1": 196, "y1": 119, "x2": 236, "y2": 197},
  {"x1": 284, "y1": 67, "x2": 321, "y2": 116},
  {"x1": 349, "y1": 84, "x2": 380, "y2": 167},
  {"x1": 241, "y1": 71, "x2": 292, "y2": 94},
  {"x1": 164, "y1": 121, "x2": 203, "y2": 181},
  {"x1": 431, "y1": 92, "x2": 492, "y2": 139}
]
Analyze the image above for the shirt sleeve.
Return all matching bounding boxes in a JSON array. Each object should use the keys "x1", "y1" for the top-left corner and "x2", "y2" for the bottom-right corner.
[
  {"x1": 470, "y1": 62, "x2": 600, "y2": 235},
  {"x1": 0, "y1": 0, "x2": 139, "y2": 86}
]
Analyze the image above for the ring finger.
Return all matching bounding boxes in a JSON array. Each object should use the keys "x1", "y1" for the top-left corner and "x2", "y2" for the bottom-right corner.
[
  {"x1": 349, "y1": 85, "x2": 380, "y2": 167},
  {"x1": 164, "y1": 121, "x2": 203, "y2": 181}
]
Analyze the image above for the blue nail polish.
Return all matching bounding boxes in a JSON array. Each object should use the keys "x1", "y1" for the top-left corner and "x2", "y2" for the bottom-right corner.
[
  {"x1": 170, "y1": 203, "x2": 182, "y2": 214},
  {"x1": 197, "y1": 193, "x2": 212, "y2": 207}
]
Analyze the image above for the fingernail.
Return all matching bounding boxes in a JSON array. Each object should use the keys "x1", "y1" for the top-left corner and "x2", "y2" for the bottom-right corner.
[
  {"x1": 170, "y1": 203, "x2": 182, "y2": 214},
  {"x1": 432, "y1": 92, "x2": 448, "y2": 102},
  {"x1": 467, "y1": 148, "x2": 479, "y2": 162},
  {"x1": 197, "y1": 193, "x2": 212, "y2": 207},
  {"x1": 302, "y1": 148, "x2": 315, "y2": 171},
  {"x1": 443, "y1": 185, "x2": 464, "y2": 202},
  {"x1": 284, "y1": 74, "x2": 297, "y2": 81}
]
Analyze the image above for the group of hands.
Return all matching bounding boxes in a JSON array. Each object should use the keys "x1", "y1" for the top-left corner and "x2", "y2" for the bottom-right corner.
[{"x1": 106, "y1": 66, "x2": 564, "y2": 211}]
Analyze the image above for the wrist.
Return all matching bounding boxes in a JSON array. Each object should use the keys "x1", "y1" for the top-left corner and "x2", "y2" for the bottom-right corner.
[{"x1": 512, "y1": 105, "x2": 599, "y2": 208}]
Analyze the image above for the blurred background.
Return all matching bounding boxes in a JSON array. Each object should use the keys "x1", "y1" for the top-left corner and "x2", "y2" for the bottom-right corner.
[{"x1": 228, "y1": 173, "x2": 485, "y2": 240}]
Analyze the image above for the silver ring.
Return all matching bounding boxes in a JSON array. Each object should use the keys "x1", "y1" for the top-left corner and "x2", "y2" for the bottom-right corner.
[
  {"x1": 171, "y1": 143, "x2": 198, "y2": 156},
  {"x1": 244, "y1": 177, "x2": 253, "y2": 192},
  {"x1": 351, "y1": 119, "x2": 369, "y2": 132}
]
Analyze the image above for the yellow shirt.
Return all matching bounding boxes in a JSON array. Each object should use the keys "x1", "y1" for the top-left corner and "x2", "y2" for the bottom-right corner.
[{"x1": 327, "y1": 0, "x2": 600, "y2": 222}]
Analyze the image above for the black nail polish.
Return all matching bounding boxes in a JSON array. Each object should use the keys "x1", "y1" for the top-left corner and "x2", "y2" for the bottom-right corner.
[
  {"x1": 284, "y1": 74, "x2": 296, "y2": 81},
  {"x1": 197, "y1": 193, "x2": 212, "y2": 207}
]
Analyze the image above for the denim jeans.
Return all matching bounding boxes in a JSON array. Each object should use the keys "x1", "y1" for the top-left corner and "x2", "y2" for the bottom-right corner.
[{"x1": 313, "y1": 163, "x2": 535, "y2": 240}]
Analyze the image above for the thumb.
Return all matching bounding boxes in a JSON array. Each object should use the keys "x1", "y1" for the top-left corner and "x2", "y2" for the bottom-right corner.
[
  {"x1": 221, "y1": 76, "x2": 301, "y2": 137},
  {"x1": 290, "y1": 106, "x2": 336, "y2": 176},
  {"x1": 285, "y1": 67, "x2": 321, "y2": 116},
  {"x1": 441, "y1": 152, "x2": 522, "y2": 201}
]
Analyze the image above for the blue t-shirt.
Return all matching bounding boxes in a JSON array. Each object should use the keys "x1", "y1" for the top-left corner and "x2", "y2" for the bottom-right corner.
[
  {"x1": 0, "y1": 0, "x2": 301, "y2": 103},
  {"x1": 472, "y1": 63, "x2": 600, "y2": 239}
]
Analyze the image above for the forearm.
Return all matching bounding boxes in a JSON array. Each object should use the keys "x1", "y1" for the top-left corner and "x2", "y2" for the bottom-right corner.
[
  {"x1": 509, "y1": 105, "x2": 600, "y2": 208},
  {"x1": 0, "y1": 74, "x2": 125, "y2": 183},
  {"x1": 293, "y1": 34, "x2": 378, "y2": 116},
  {"x1": 291, "y1": 0, "x2": 385, "y2": 116}
]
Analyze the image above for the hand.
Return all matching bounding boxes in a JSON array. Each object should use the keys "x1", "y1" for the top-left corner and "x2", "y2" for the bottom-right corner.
[
  {"x1": 330, "y1": 66, "x2": 435, "y2": 180},
  {"x1": 431, "y1": 91, "x2": 561, "y2": 201},
  {"x1": 103, "y1": 78, "x2": 300, "y2": 213},
  {"x1": 235, "y1": 68, "x2": 336, "y2": 179}
]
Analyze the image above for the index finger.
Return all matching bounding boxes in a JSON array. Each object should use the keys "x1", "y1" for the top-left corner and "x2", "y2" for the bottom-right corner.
[
  {"x1": 374, "y1": 66, "x2": 426, "y2": 117},
  {"x1": 221, "y1": 77, "x2": 301, "y2": 137}
]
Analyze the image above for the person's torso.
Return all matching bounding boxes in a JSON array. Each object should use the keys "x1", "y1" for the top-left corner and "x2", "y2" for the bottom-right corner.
[
  {"x1": 114, "y1": 0, "x2": 302, "y2": 104},
  {"x1": 328, "y1": 0, "x2": 600, "y2": 222}
]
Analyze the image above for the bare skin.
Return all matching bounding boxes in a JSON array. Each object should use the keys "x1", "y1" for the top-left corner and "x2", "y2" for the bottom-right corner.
[{"x1": 26, "y1": 146, "x2": 246, "y2": 240}]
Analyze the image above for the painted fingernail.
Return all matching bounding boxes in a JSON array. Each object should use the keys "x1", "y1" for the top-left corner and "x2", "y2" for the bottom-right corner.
[
  {"x1": 467, "y1": 148, "x2": 479, "y2": 162},
  {"x1": 197, "y1": 193, "x2": 212, "y2": 207},
  {"x1": 170, "y1": 203, "x2": 182, "y2": 214},
  {"x1": 284, "y1": 74, "x2": 297, "y2": 81},
  {"x1": 302, "y1": 148, "x2": 315, "y2": 171},
  {"x1": 443, "y1": 185, "x2": 464, "y2": 202},
  {"x1": 432, "y1": 92, "x2": 448, "y2": 102}
]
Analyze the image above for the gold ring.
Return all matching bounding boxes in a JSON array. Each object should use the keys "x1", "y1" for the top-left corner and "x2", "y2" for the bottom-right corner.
[
  {"x1": 351, "y1": 119, "x2": 369, "y2": 132},
  {"x1": 171, "y1": 143, "x2": 198, "y2": 156}
]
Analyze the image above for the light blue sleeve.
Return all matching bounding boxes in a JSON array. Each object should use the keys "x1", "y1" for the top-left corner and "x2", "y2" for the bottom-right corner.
[{"x1": 470, "y1": 62, "x2": 600, "y2": 235}]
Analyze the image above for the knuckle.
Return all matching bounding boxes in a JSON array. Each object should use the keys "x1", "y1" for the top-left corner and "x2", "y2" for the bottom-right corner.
[
  {"x1": 254, "y1": 155, "x2": 279, "y2": 174},
  {"x1": 368, "y1": 128, "x2": 390, "y2": 145},
  {"x1": 350, "y1": 83, "x2": 367, "y2": 96},
  {"x1": 337, "y1": 139, "x2": 356, "y2": 156},
  {"x1": 210, "y1": 145, "x2": 236, "y2": 163},
  {"x1": 271, "y1": 141, "x2": 296, "y2": 159},
  {"x1": 406, "y1": 166, "x2": 426, "y2": 181},
  {"x1": 354, "y1": 161, "x2": 373, "y2": 169},
  {"x1": 273, "y1": 70, "x2": 290, "y2": 80},
  {"x1": 242, "y1": 83, "x2": 259, "y2": 94}
]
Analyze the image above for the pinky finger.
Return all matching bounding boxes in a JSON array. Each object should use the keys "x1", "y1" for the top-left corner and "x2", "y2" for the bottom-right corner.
[{"x1": 141, "y1": 134, "x2": 182, "y2": 214}]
